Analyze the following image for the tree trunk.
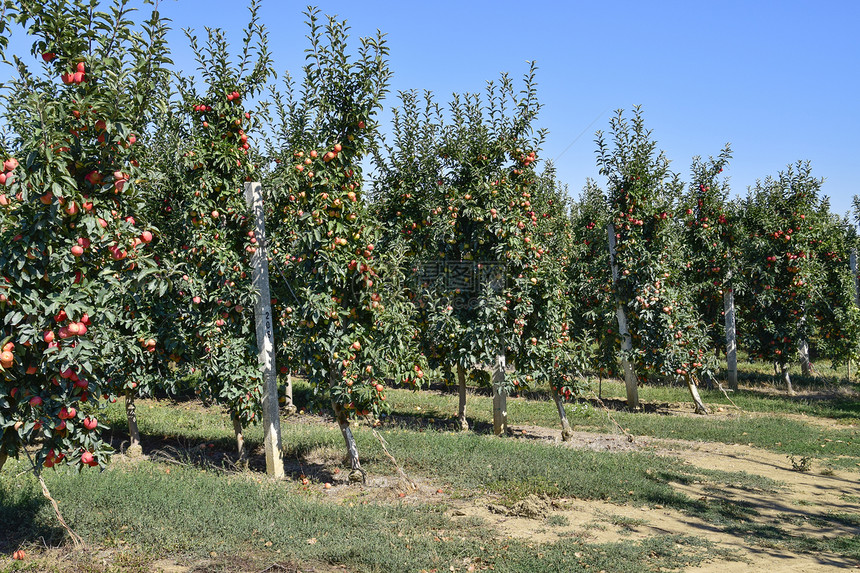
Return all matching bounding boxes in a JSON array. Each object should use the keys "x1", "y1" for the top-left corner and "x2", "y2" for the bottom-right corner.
[
  {"x1": 723, "y1": 284, "x2": 738, "y2": 391},
  {"x1": 492, "y1": 354, "x2": 507, "y2": 436},
  {"x1": 684, "y1": 374, "x2": 709, "y2": 415},
  {"x1": 798, "y1": 339, "x2": 817, "y2": 377},
  {"x1": 329, "y1": 365, "x2": 364, "y2": 482},
  {"x1": 125, "y1": 391, "x2": 142, "y2": 458},
  {"x1": 607, "y1": 222, "x2": 639, "y2": 410},
  {"x1": 551, "y1": 385, "x2": 573, "y2": 441},
  {"x1": 232, "y1": 414, "x2": 245, "y2": 462},
  {"x1": 780, "y1": 363, "x2": 795, "y2": 395},
  {"x1": 332, "y1": 399, "x2": 364, "y2": 483},
  {"x1": 456, "y1": 364, "x2": 469, "y2": 431}
]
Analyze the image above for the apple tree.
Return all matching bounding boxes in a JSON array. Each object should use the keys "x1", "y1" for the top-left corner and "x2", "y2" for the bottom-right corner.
[
  {"x1": 513, "y1": 164, "x2": 593, "y2": 439},
  {"x1": 374, "y1": 65, "x2": 584, "y2": 435},
  {"x1": 595, "y1": 107, "x2": 715, "y2": 413},
  {"x1": 265, "y1": 9, "x2": 426, "y2": 480},
  {"x1": 736, "y1": 162, "x2": 831, "y2": 392},
  {"x1": 568, "y1": 179, "x2": 616, "y2": 383},
  {"x1": 370, "y1": 89, "x2": 465, "y2": 419},
  {"x1": 679, "y1": 147, "x2": 739, "y2": 388},
  {"x1": 806, "y1": 209, "x2": 860, "y2": 369},
  {"x1": 0, "y1": 0, "x2": 170, "y2": 472},
  {"x1": 154, "y1": 0, "x2": 274, "y2": 457}
]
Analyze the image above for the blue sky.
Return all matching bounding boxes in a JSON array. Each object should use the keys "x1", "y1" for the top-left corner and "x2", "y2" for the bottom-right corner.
[{"x1": 5, "y1": 1, "x2": 859, "y2": 217}]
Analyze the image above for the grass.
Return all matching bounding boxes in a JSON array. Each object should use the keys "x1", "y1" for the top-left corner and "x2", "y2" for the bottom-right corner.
[
  {"x1": 0, "y1": 455, "x2": 716, "y2": 573},
  {"x1": 606, "y1": 514, "x2": 649, "y2": 531},
  {"x1": 372, "y1": 376, "x2": 860, "y2": 469},
  {"x1": 100, "y1": 397, "x2": 784, "y2": 507},
  {"x1": 422, "y1": 373, "x2": 860, "y2": 425},
  {"x1": 1, "y1": 360, "x2": 858, "y2": 571}
]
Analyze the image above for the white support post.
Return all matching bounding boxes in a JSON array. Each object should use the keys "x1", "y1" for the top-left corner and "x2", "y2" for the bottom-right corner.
[
  {"x1": 852, "y1": 249, "x2": 859, "y2": 383},
  {"x1": 492, "y1": 354, "x2": 507, "y2": 435},
  {"x1": 852, "y1": 249, "x2": 859, "y2": 307},
  {"x1": 244, "y1": 181, "x2": 284, "y2": 478},
  {"x1": 607, "y1": 223, "x2": 639, "y2": 410},
  {"x1": 723, "y1": 273, "x2": 738, "y2": 391}
]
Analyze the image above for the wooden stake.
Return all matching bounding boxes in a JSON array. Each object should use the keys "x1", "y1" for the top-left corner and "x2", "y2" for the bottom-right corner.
[
  {"x1": 607, "y1": 223, "x2": 639, "y2": 409},
  {"x1": 244, "y1": 181, "x2": 284, "y2": 478},
  {"x1": 851, "y1": 249, "x2": 859, "y2": 306},
  {"x1": 492, "y1": 354, "x2": 507, "y2": 435},
  {"x1": 457, "y1": 363, "x2": 469, "y2": 431},
  {"x1": 125, "y1": 390, "x2": 142, "y2": 457},
  {"x1": 798, "y1": 338, "x2": 817, "y2": 377},
  {"x1": 723, "y1": 280, "x2": 738, "y2": 391}
]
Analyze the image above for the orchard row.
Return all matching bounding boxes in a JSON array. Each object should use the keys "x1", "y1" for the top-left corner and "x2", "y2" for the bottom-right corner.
[{"x1": 0, "y1": 1, "x2": 857, "y2": 479}]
